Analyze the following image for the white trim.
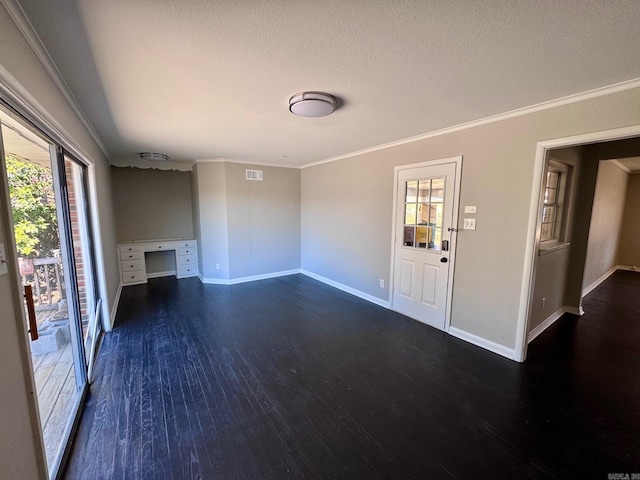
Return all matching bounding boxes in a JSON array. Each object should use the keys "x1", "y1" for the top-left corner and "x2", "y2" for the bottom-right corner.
[
  {"x1": 301, "y1": 78, "x2": 640, "y2": 169},
  {"x1": 617, "y1": 265, "x2": 640, "y2": 272},
  {"x1": 565, "y1": 306, "x2": 585, "y2": 316},
  {"x1": 0, "y1": 0, "x2": 108, "y2": 157},
  {"x1": 516, "y1": 124, "x2": 640, "y2": 363},
  {"x1": 108, "y1": 282, "x2": 122, "y2": 330},
  {"x1": 200, "y1": 269, "x2": 301, "y2": 285},
  {"x1": 527, "y1": 307, "x2": 566, "y2": 343},
  {"x1": 301, "y1": 269, "x2": 390, "y2": 308},
  {"x1": 388, "y1": 156, "x2": 463, "y2": 332},
  {"x1": 448, "y1": 327, "x2": 516, "y2": 360},
  {"x1": 582, "y1": 265, "x2": 621, "y2": 297},
  {"x1": 146, "y1": 270, "x2": 176, "y2": 279},
  {"x1": 611, "y1": 160, "x2": 632, "y2": 174},
  {"x1": 194, "y1": 157, "x2": 300, "y2": 169}
]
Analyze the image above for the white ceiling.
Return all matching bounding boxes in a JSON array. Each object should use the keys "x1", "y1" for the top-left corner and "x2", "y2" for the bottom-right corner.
[{"x1": 15, "y1": 0, "x2": 640, "y2": 167}]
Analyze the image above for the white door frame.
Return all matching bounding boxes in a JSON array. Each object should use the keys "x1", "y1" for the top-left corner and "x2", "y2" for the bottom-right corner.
[
  {"x1": 515, "y1": 124, "x2": 640, "y2": 362},
  {"x1": 389, "y1": 156, "x2": 463, "y2": 332}
]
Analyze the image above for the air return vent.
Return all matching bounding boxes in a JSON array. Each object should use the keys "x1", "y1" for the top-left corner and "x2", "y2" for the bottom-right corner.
[{"x1": 246, "y1": 169, "x2": 263, "y2": 181}]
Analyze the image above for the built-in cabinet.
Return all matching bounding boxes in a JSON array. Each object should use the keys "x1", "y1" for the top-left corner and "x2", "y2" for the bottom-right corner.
[{"x1": 118, "y1": 239, "x2": 198, "y2": 285}]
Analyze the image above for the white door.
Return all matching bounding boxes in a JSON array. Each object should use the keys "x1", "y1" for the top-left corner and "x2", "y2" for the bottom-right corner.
[{"x1": 392, "y1": 161, "x2": 459, "y2": 330}]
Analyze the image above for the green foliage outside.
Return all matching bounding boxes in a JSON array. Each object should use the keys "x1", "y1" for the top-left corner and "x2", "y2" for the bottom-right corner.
[{"x1": 6, "y1": 155, "x2": 59, "y2": 258}]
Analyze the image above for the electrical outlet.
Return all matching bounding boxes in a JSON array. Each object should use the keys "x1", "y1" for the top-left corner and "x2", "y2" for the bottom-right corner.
[
  {"x1": 463, "y1": 218, "x2": 476, "y2": 230},
  {"x1": 379, "y1": 279, "x2": 384, "y2": 288},
  {"x1": 0, "y1": 243, "x2": 7, "y2": 276},
  {"x1": 215, "y1": 263, "x2": 220, "y2": 270}
]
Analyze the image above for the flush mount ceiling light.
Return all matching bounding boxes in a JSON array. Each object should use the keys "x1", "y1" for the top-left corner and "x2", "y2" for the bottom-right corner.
[
  {"x1": 140, "y1": 152, "x2": 169, "y2": 162},
  {"x1": 289, "y1": 91, "x2": 336, "y2": 118}
]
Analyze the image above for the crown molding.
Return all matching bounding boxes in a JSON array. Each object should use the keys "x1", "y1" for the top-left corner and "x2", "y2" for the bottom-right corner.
[
  {"x1": 301, "y1": 77, "x2": 640, "y2": 169},
  {"x1": 194, "y1": 158, "x2": 299, "y2": 169},
  {"x1": 1, "y1": 0, "x2": 109, "y2": 158}
]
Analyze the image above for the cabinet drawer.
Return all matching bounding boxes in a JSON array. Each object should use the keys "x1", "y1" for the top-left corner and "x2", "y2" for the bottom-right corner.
[
  {"x1": 178, "y1": 247, "x2": 195, "y2": 256},
  {"x1": 121, "y1": 271, "x2": 146, "y2": 284},
  {"x1": 177, "y1": 265, "x2": 197, "y2": 277},
  {"x1": 121, "y1": 260, "x2": 144, "y2": 272},
  {"x1": 119, "y1": 250, "x2": 144, "y2": 261},
  {"x1": 145, "y1": 242, "x2": 174, "y2": 252},
  {"x1": 176, "y1": 240, "x2": 195, "y2": 249},
  {"x1": 118, "y1": 244, "x2": 143, "y2": 253},
  {"x1": 178, "y1": 254, "x2": 196, "y2": 266}
]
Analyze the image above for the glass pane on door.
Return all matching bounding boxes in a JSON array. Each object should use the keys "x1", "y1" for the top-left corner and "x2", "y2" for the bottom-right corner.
[
  {"x1": 402, "y1": 177, "x2": 446, "y2": 251},
  {"x1": 0, "y1": 108, "x2": 87, "y2": 477}
]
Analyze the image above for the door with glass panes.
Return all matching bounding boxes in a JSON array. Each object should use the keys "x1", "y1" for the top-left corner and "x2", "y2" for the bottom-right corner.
[{"x1": 392, "y1": 161, "x2": 458, "y2": 330}]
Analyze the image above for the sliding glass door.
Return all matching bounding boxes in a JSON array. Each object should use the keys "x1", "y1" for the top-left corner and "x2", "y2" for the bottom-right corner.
[
  {"x1": 61, "y1": 152, "x2": 102, "y2": 380},
  {"x1": 0, "y1": 105, "x2": 101, "y2": 478}
]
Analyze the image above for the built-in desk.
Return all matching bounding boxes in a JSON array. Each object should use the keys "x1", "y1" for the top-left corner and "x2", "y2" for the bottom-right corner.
[{"x1": 118, "y1": 239, "x2": 198, "y2": 285}]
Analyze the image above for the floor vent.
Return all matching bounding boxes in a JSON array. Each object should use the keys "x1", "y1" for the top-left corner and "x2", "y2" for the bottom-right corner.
[{"x1": 246, "y1": 169, "x2": 264, "y2": 181}]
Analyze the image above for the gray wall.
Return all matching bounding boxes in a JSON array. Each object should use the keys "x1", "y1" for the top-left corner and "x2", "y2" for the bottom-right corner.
[
  {"x1": 111, "y1": 166, "x2": 194, "y2": 274},
  {"x1": 583, "y1": 161, "x2": 629, "y2": 288},
  {"x1": 111, "y1": 166, "x2": 194, "y2": 242},
  {"x1": 0, "y1": 4, "x2": 117, "y2": 476},
  {"x1": 224, "y1": 162, "x2": 301, "y2": 278},
  {"x1": 302, "y1": 87, "x2": 640, "y2": 351},
  {"x1": 193, "y1": 162, "x2": 300, "y2": 280},
  {"x1": 528, "y1": 147, "x2": 581, "y2": 333},
  {"x1": 619, "y1": 174, "x2": 640, "y2": 268},
  {"x1": 194, "y1": 162, "x2": 230, "y2": 279}
]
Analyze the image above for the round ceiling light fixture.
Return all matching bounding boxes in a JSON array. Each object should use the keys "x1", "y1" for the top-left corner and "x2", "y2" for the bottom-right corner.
[
  {"x1": 140, "y1": 152, "x2": 170, "y2": 162},
  {"x1": 289, "y1": 91, "x2": 336, "y2": 118}
]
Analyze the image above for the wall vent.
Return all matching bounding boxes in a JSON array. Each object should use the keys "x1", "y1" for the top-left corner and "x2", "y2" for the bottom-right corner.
[{"x1": 246, "y1": 169, "x2": 264, "y2": 181}]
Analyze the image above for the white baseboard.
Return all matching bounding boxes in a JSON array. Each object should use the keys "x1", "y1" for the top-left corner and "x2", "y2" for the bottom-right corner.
[
  {"x1": 200, "y1": 269, "x2": 301, "y2": 285},
  {"x1": 108, "y1": 282, "x2": 122, "y2": 330},
  {"x1": 147, "y1": 270, "x2": 176, "y2": 279},
  {"x1": 301, "y1": 269, "x2": 390, "y2": 308},
  {"x1": 565, "y1": 306, "x2": 584, "y2": 316},
  {"x1": 617, "y1": 265, "x2": 639, "y2": 272},
  {"x1": 528, "y1": 307, "x2": 566, "y2": 343},
  {"x1": 582, "y1": 265, "x2": 621, "y2": 297},
  {"x1": 448, "y1": 326, "x2": 516, "y2": 360}
]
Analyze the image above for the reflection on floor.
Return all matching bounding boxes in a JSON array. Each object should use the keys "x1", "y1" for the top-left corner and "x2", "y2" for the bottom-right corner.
[{"x1": 65, "y1": 272, "x2": 640, "y2": 479}]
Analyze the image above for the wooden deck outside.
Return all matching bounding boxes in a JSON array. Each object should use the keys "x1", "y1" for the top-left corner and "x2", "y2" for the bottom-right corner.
[{"x1": 31, "y1": 307, "x2": 80, "y2": 469}]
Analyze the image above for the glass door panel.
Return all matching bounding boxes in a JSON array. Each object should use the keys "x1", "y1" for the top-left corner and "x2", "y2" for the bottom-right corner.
[
  {"x1": 63, "y1": 153, "x2": 102, "y2": 380},
  {"x1": 0, "y1": 107, "x2": 87, "y2": 478}
]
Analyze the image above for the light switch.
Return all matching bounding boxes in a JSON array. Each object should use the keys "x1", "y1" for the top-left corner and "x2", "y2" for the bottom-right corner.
[
  {"x1": 463, "y1": 218, "x2": 477, "y2": 230},
  {"x1": 464, "y1": 205, "x2": 477, "y2": 214},
  {"x1": 0, "y1": 243, "x2": 8, "y2": 276}
]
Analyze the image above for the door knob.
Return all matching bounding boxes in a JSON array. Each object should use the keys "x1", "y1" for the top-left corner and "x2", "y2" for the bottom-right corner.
[{"x1": 440, "y1": 257, "x2": 448, "y2": 263}]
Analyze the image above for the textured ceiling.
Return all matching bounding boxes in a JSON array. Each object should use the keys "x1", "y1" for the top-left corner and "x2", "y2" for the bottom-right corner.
[{"x1": 15, "y1": 0, "x2": 640, "y2": 167}]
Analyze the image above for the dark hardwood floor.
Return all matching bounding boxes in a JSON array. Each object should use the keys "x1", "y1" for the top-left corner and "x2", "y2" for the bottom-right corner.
[{"x1": 64, "y1": 271, "x2": 640, "y2": 479}]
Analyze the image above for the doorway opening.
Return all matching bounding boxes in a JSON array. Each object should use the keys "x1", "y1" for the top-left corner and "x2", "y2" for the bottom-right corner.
[{"x1": 517, "y1": 126, "x2": 640, "y2": 362}]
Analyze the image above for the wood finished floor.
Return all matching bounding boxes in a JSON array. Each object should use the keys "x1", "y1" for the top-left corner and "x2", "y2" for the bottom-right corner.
[{"x1": 64, "y1": 272, "x2": 640, "y2": 479}]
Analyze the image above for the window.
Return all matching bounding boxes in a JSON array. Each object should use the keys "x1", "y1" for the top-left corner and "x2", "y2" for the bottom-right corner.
[
  {"x1": 540, "y1": 160, "x2": 570, "y2": 245},
  {"x1": 402, "y1": 177, "x2": 444, "y2": 251}
]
